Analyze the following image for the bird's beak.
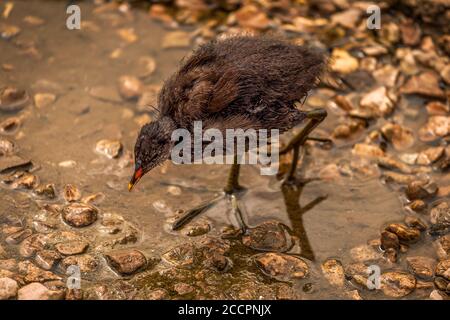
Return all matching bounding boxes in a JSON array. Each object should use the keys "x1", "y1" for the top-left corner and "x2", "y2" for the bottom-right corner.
[{"x1": 128, "y1": 167, "x2": 143, "y2": 192}]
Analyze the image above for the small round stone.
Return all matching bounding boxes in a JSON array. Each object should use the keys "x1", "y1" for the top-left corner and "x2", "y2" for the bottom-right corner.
[{"x1": 62, "y1": 203, "x2": 98, "y2": 227}]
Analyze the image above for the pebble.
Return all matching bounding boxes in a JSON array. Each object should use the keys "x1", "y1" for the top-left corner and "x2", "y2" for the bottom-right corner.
[
  {"x1": 18, "y1": 261, "x2": 61, "y2": 283},
  {"x1": 404, "y1": 216, "x2": 427, "y2": 231},
  {"x1": 10, "y1": 173, "x2": 38, "y2": 190},
  {"x1": 65, "y1": 288, "x2": 83, "y2": 300},
  {"x1": 174, "y1": 282, "x2": 195, "y2": 295},
  {"x1": 426, "y1": 101, "x2": 449, "y2": 116},
  {"x1": 0, "y1": 259, "x2": 16, "y2": 271},
  {"x1": 350, "y1": 244, "x2": 382, "y2": 262},
  {"x1": 419, "y1": 116, "x2": 450, "y2": 142},
  {"x1": 0, "y1": 86, "x2": 29, "y2": 112},
  {"x1": 380, "y1": 123, "x2": 415, "y2": 151},
  {"x1": 23, "y1": 16, "x2": 45, "y2": 26},
  {"x1": 0, "y1": 137, "x2": 15, "y2": 156},
  {"x1": 55, "y1": 240, "x2": 89, "y2": 256},
  {"x1": 352, "y1": 143, "x2": 385, "y2": 158},
  {"x1": 242, "y1": 221, "x2": 293, "y2": 252},
  {"x1": 330, "y1": 48, "x2": 359, "y2": 74},
  {"x1": 19, "y1": 234, "x2": 48, "y2": 258},
  {"x1": 33, "y1": 93, "x2": 56, "y2": 108},
  {"x1": 58, "y1": 160, "x2": 77, "y2": 168},
  {"x1": 0, "y1": 24, "x2": 20, "y2": 40},
  {"x1": 433, "y1": 234, "x2": 450, "y2": 260},
  {"x1": 406, "y1": 256, "x2": 436, "y2": 280},
  {"x1": 359, "y1": 86, "x2": 395, "y2": 117},
  {"x1": 0, "y1": 277, "x2": 18, "y2": 300},
  {"x1": 235, "y1": 4, "x2": 270, "y2": 30},
  {"x1": 183, "y1": 218, "x2": 211, "y2": 237},
  {"x1": 117, "y1": 28, "x2": 137, "y2": 43},
  {"x1": 385, "y1": 223, "x2": 421, "y2": 243},
  {"x1": 146, "y1": 288, "x2": 169, "y2": 300},
  {"x1": 405, "y1": 180, "x2": 438, "y2": 200},
  {"x1": 63, "y1": 184, "x2": 81, "y2": 202},
  {"x1": 62, "y1": 203, "x2": 98, "y2": 227},
  {"x1": 35, "y1": 250, "x2": 61, "y2": 270},
  {"x1": 430, "y1": 289, "x2": 445, "y2": 300},
  {"x1": 441, "y1": 65, "x2": 450, "y2": 85},
  {"x1": 5, "y1": 228, "x2": 32, "y2": 245},
  {"x1": 34, "y1": 183, "x2": 56, "y2": 199},
  {"x1": 416, "y1": 146, "x2": 445, "y2": 165},
  {"x1": 60, "y1": 254, "x2": 99, "y2": 273},
  {"x1": 321, "y1": 259, "x2": 345, "y2": 287},
  {"x1": 330, "y1": 8, "x2": 362, "y2": 29},
  {"x1": 380, "y1": 272, "x2": 416, "y2": 298},
  {"x1": 162, "y1": 31, "x2": 191, "y2": 49},
  {"x1": 99, "y1": 212, "x2": 125, "y2": 234},
  {"x1": 254, "y1": 252, "x2": 309, "y2": 281},
  {"x1": 435, "y1": 259, "x2": 450, "y2": 280},
  {"x1": 380, "y1": 230, "x2": 399, "y2": 251},
  {"x1": 0, "y1": 117, "x2": 21, "y2": 135},
  {"x1": 105, "y1": 249, "x2": 147, "y2": 275},
  {"x1": 430, "y1": 202, "x2": 450, "y2": 225},
  {"x1": 400, "y1": 71, "x2": 445, "y2": 99},
  {"x1": 118, "y1": 75, "x2": 143, "y2": 100},
  {"x1": 384, "y1": 247, "x2": 398, "y2": 263},
  {"x1": 95, "y1": 139, "x2": 122, "y2": 159},
  {"x1": 18, "y1": 282, "x2": 63, "y2": 300},
  {"x1": 135, "y1": 56, "x2": 156, "y2": 78},
  {"x1": 167, "y1": 185, "x2": 182, "y2": 196}
]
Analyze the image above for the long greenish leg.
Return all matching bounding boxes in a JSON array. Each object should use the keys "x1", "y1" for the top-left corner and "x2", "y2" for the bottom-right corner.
[
  {"x1": 172, "y1": 156, "x2": 244, "y2": 231},
  {"x1": 171, "y1": 195, "x2": 221, "y2": 231},
  {"x1": 224, "y1": 155, "x2": 242, "y2": 194},
  {"x1": 281, "y1": 109, "x2": 328, "y2": 181}
]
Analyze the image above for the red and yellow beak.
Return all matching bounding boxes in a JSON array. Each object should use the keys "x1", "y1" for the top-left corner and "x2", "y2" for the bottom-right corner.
[{"x1": 128, "y1": 167, "x2": 143, "y2": 191}]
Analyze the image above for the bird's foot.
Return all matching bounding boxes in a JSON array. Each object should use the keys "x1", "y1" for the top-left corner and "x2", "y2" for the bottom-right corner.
[{"x1": 171, "y1": 189, "x2": 247, "y2": 231}]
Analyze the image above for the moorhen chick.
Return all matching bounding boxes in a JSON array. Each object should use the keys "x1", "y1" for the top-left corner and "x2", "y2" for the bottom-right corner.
[{"x1": 129, "y1": 35, "x2": 327, "y2": 231}]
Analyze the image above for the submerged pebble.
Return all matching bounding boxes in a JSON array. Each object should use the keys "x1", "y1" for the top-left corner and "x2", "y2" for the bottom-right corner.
[
  {"x1": 380, "y1": 272, "x2": 416, "y2": 298},
  {"x1": 63, "y1": 184, "x2": 81, "y2": 202},
  {"x1": 0, "y1": 138, "x2": 16, "y2": 156},
  {"x1": 0, "y1": 87, "x2": 29, "y2": 113},
  {"x1": 406, "y1": 256, "x2": 436, "y2": 280},
  {"x1": 60, "y1": 254, "x2": 99, "y2": 274},
  {"x1": 254, "y1": 252, "x2": 309, "y2": 281},
  {"x1": 17, "y1": 282, "x2": 63, "y2": 300},
  {"x1": 385, "y1": 223, "x2": 421, "y2": 243},
  {"x1": 62, "y1": 203, "x2": 98, "y2": 228},
  {"x1": 118, "y1": 76, "x2": 143, "y2": 100},
  {"x1": 55, "y1": 240, "x2": 89, "y2": 256},
  {"x1": 0, "y1": 277, "x2": 18, "y2": 300},
  {"x1": 95, "y1": 139, "x2": 122, "y2": 159},
  {"x1": 105, "y1": 249, "x2": 147, "y2": 275},
  {"x1": 242, "y1": 221, "x2": 293, "y2": 252},
  {"x1": 321, "y1": 259, "x2": 345, "y2": 287}
]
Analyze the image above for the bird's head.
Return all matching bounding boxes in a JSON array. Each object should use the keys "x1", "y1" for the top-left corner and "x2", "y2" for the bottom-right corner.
[{"x1": 128, "y1": 116, "x2": 176, "y2": 191}]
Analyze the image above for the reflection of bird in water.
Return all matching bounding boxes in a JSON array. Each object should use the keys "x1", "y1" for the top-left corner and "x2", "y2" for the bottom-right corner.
[
  {"x1": 129, "y1": 36, "x2": 327, "y2": 231},
  {"x1": 281, "y1": 178, "x2": 327, "y2": 261}
]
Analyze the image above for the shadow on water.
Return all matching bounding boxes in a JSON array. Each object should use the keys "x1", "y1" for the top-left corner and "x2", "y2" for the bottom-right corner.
[{"x1": 281, "y1": 178, "x2": 327, "y2": 262}]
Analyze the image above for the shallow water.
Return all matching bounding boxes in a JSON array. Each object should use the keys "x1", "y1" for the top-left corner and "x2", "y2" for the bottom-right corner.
[{"x1": 0, "y1": 0, "x2": 446, "y2": 300}]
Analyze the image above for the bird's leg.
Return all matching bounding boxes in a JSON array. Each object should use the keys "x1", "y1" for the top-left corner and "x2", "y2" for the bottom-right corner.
[
  {"x1": 224, "y1": 155, "x2": 243, "y2": 194},
  {"x1": 172, "y1": 156, "x2": 247, "y2": 231},
  {"x1": 281, "y1": 109, "x2": 328, "y2": 182}
]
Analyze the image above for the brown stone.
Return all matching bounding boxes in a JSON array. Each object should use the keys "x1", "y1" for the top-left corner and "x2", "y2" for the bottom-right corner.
[{"x1": 105, "y1": 249, "x2": 147, "y2": 275}]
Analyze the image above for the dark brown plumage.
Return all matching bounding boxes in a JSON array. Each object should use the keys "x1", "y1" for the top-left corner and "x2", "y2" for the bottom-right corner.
[{"x1": 129, "y1": 35, "x2": 326, "y2": 189}]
